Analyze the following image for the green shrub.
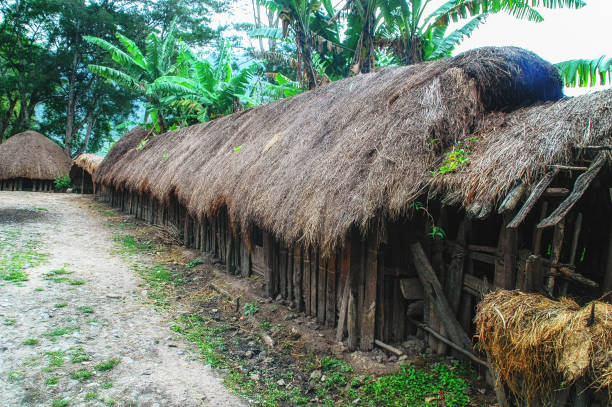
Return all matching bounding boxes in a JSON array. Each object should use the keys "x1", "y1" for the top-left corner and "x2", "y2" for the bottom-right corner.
[{"x1": 54, "y1": 174, "x2": 71, "y2": 190}]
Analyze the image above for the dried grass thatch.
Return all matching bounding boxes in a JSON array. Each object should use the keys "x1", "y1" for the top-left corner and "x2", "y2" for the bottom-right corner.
[
  {"x1": 0, "y1": 131, "x2": 72, "y2": 181},
  {"x1": 94, "y1": 126, "x2": 150, "y2": 185},
  {"x1": 96, "y1": 47, "x2": 569, "y2": 252},
  {"x1": 73, "y1": 153, "x2": 103, "y2": 175},
  {"x1": 475, "y1": 290, "x2": 612, "y2": 404},
  {"x1": 431, "y1": 88, "x2": 612, "y2": 210}
]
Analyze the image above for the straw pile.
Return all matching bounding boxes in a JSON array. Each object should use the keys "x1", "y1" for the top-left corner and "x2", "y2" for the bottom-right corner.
[
  {"x1": 0, "y1": 131, "x2": 72, "y2": 181},
  {"x1": 95, "y1": 47, "x2": 569, "y2": 252},
  {"x1": 475, "y1": 290, "x2": 612, "y2": 403},
  {"x1": 73, "y1": 154, "x2": 103, "y2": 175}
]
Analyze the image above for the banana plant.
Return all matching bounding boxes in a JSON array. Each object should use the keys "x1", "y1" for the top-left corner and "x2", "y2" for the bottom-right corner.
[
  {"x1": 377, "y1": 0, "x2": 586, "y2": 66},
  {"x1": 84, "y1": 21, "x2": 182, "y2": 133},
  {"x1": 555, "y1": 56, "x2": 612, "y2": 87},
  {"x1": 157, "y1": 42, "x2": 259, "y2": 123}
]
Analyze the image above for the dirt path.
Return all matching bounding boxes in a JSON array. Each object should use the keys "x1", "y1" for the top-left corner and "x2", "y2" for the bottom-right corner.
[{"x1": 0, "y1": 192, "x2": 246, "y2": 407}]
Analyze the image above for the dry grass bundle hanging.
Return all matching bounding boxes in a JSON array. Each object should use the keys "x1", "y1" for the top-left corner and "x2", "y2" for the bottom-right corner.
[{"x1": 475, "y1": 290, "x2": 612, "y2": 404}]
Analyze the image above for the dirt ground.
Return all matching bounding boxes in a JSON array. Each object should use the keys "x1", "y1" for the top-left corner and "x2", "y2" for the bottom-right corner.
[{"x1": 0, "y1": 191, "x2": 246, "y2": 407}]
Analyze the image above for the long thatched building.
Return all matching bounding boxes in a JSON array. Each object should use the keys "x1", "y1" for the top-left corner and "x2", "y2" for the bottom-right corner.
[
  {"x1": 95, "y1": 47, "x2": 612, "y2": 404},
  {"x1": 70, "y1": 154, "x2": 103, "y2": 194},
  {"x1": 0, "y1": 131, "x2": 72, "y2": 192}
]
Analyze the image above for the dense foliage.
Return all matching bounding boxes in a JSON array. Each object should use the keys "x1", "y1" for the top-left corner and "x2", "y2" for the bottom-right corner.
[{"x1": 0, "y1": 0, "x2": 608, "y2": 153}]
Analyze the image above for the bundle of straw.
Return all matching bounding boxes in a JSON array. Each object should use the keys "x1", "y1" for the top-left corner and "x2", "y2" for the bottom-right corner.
[{"x1": 475, "y1": 290, "x2": 612, "y2": 404}]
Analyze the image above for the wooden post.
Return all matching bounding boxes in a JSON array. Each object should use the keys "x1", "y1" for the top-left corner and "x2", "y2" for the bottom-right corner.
[
  {"x1": 410, "y1": 242, "x2": 473, "y2": 351},
  {"x1": 303, "y1": 248, "x2": 311, "y2": 315},
  {"x1": 561, "y1": 212, "x2": 583, "y2": 296},
  {"x1": 311, "y1": 249, "x2": 318, "y2": 317},
  {"x1": 359, "y1": 233, "x2": 378, "y2": 351},
  {"x1": 293, "y1": 246, "x2": 303, "y2": 312},
  {"x1": 263, "y1": 232, "x2": 275, "y2": 298},
  {"x1": 280, "y1": 246, "x2": 288, "y2": 299},
  {"x1": 336, "y1": 242, "x2": 351, "y2": 342},
  {"x1": 446, "y1": 219, "x2": 469, "y2": 312},
  {"x1": 502, "y1": 213, "x2": 518, "y2": 289},
  {"x1": 317, "y1": 256, "x2": 327, "y2": 324},
  {"x1": 545, "y1": 219, "x2": 566, "y2": 297},
  {"x1": 347, "y1": 233, "x2": 361, "y2": 351},
  {"x1": 287, "y1": 248, "x2": 294, "y2": 304},
  {"x1": 81, "y1": 168, "x2": 85, "y2": 194},
  {"x1": 326, "y1": 253, "x2": 337, "y2": 328},
  {"x1": 241, "y1": 233, "x2": 251, "y2": 278}
]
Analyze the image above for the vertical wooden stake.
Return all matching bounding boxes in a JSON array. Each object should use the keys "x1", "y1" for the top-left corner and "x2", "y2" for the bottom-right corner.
[
  {"x1": 303, "y1": 248, "x2": 311, "y2": 315},
  {"x1": 546, "y1": 219, "x2": 566, "y2": 297},
  {"x1": 360, "y1": 233, "x2": 378, "y2": 351},
  {"x1": 293, "y1": 247, "x2": 303, "y2": 312},
  {"x1": 326, "y1": 253, "x2": 337, "y2": 328}
]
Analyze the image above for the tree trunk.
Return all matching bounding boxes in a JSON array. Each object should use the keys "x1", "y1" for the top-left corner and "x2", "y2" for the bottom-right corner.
[
  {"x1": 0, "y1": 96, "x2": 18, "y2": 142},
  {"x1": 295, "y1": 29, "x2": 317, "y2": 90},
  {"x1": 75, "y1": 111, "x2": 96, "y2": 157},
  {"x1": 64, "y1": 51, "x2": 79, "y2": 155}
]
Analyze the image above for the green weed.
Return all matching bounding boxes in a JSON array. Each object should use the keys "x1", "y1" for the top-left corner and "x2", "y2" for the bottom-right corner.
[
  {"x1": 243, "y1": 302, "x2": 259, "y2": 316},
  {"x1": 186, "y1": 258, "x2": 203, "y2": 269},
  {"x1": 45, "y1": 376, "x2": 59, "y2": 385},
  {"x1": 3, "y1": 318, "x2": 16, "y2": 326},
  {"x1": 84, "y1": 392, "x2": 98, "y2": 401},
  {"x1": 101, "y1": 381, "x2": 113, "y2": 389},
  {"x1": 46, "y1": 351, "x2": 66, "y2": 367},
  {"x1": 0, "y1": 231, "x2": 49, "y2": 283},
  {"x1": 69, "y1": 347, "x2": 91, "y2": 363},
  {"x1": 173, "y1": 314, "x2": 226, "y2": 368},
  {"x1": 54, "y1": 303, "x2": 68, "y2": 308},
  {"x1": 76, "y1": 306, "x2": 94, "y2": 314},
  {"x1": 69, "y1": 279, "x2": 85, "y2": 285},
  {"x1": 51, "y1": 399, "x2": 70, "y2": 407},
  {"x1": 7, "y1": 370, "x2": 24, "y2": 382},
  {"x1": 70, "y1": 369, "x2": 93, "y2": 381},
  {"x1": 94, "y1": 358, "x2": 120, "y2": 371},
  {"x1": 23, "y1": 338, "x2": 39, "y2": 345},
  {"x1": 134, "y1": 264, "x2": 181, "y2": 307},
  {"x1": 113, "y1": 235, "x2": 153, "y2": 255},
  {"x1": 44, "y1": 325, "x2": 79, "y2": 339}
]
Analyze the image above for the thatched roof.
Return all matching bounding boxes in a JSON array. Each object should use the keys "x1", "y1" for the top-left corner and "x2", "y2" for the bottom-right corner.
[
  {"x1": 94, "y1": 126, "x2": 150, "y2": 184},
  {"x1": 96, "y1": 47, "x2": 588, "y2": 251},
  {"x1": 73, "y1": 154, "x2": 103, "y2": 175},
  {"x1": 0, "y1": 131, "x2": 72, "y2": 181}
]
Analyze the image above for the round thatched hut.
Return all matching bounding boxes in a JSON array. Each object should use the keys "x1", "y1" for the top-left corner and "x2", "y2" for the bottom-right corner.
[
  {"x1": 70, "y1": 154, "x2": 103, "y2": 194},
  {"x1": 0, "y1": 131, "x2": 72, "y2": 192}
]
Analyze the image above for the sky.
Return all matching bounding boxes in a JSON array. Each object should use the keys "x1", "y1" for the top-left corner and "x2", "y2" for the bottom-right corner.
[{"x1": 226, "y1": 0, "x2": 612, "y2": 95}]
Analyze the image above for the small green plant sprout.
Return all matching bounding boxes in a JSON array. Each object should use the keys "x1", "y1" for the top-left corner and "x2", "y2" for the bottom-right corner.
[
  {"x1": 51, "y1": 399, "x2": 70, "y2": 407},
  {"x1": 3, "y1": 318, "x2": 16, "y2": 326},
  {"x1": 233, "y1": 145, "x2": 242, "y2": 152},
  {"x1": 260, "y1": 320, "x2": 272, "y2": 331},
  {"x1": 429, "y1": 226, "x2": 446, "y2": 240},
  {"x1": 23, "y1": 338, "x2": 39, "y2": 345},
  {"x1": 77, "y1": 306, "x2": 94, "y2": 314},
  {"x1": 243, "y1": 302, "x2": 259, "y2": 316},
  {"x1": 84, "y1": 392, "x2": 98, "y2": 401},
  {"x1": 186, "y1": 258, "x2": 203, "y2": 269},
  {"x1": 53, "y1": 174, "x2": 71, "y2": 190},
  {"x1": 7, "y1": 370, "x2": 24, "y2": 382},
  {"x1": 434, "y1": 136, "x2": 478, "y2": 176},
  {"x1": 101, "y1": 381, "x2": 113, "y2": 389},
  {"x1": 55, "y1": 303, "x2": 68, "y2": 308},
  {"x1": 70, "y1": 369, "x2": 93, "y2": 381},
  {"x1": 94, "y1": 358, "x2": 120, "y2": 371},
  {"x1": 45, "y1": 376, "x2": 59, "y2": 385},
  {"x1": 161, "y1": 152, "x2": 169, "y2": 160}
]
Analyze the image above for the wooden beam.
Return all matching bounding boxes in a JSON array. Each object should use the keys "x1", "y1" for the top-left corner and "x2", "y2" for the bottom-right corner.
[
  {"x1": 410, "y1": 242, "x2": 473, "y2": 351},
  {"x1": 543, "y1": 187, "x2": 569, "y2": 197},
  {"x1": 317, "y1": 256, "x2": 327, "y2": 324},
  {"x1": 548, "y1": 164, "x2": 589, "y2": 171},
  {"x1": 538, "y1": 152, "x2": 607, "y2": 229},
  {"x1": 508, "y1": 168, "x2": 559, "y2": 228},
  {"x1": 446, "y1": 219, "x2": 468, "y2": 313},
  {"x1": 263, "y1": 232, "x2": 275, "y2": 298},
  {"x1": 360, "y1": 234, "x2": 378, "y2": 351},
  {"x1": 293, "y1": 247, "x2": 303, "y2": 312},
  {"x1": 326, "y1": 253, "x2": 336, "y2": 328},
  {"x1": 545, "y1": 219, "x2": 566, "y2": 297},
  {"x1": 497, "y1": 183, "x2": 526, "y2": 214},
  {"x1": 335, "y1": 243, "x2": 351, "y2": 342},
  {"x1": 303, "y1": 248, "x2": 311, "y2": 315}
]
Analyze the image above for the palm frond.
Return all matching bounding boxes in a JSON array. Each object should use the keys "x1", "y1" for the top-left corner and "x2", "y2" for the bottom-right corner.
[
  {"x1": 87, "y1": 64, "x2": 141, "y2": 92},
  {"x1": 428, "y1": 14, "x2": 487, "y2": 60},
  {"x1": 145, "y1": 33, "x2": 161, "y2": 79},
  {"x1": 555, "y1": 56, "x2": 612, "y2": 87},
  {"x1": 160, "y1": 19, "x2": 178, "y2": 74},
  {"x1": 115, "y1": 33, "x2": 146, "y2": 70},
  {"x1": 84, "y1": 36, "x2": 146, "y2": 75}
]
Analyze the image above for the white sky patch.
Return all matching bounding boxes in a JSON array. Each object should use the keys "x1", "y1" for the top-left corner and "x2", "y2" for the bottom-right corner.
[{"x1": 222, "y1": 0, "x2": 612, "y2": 95}]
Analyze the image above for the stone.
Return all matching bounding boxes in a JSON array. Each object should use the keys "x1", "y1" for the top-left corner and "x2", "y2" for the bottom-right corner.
[
  {"x1": 276, "y1": 379, "x2": 286, "y2": 386},
  {"x1": 249, "y1": 373, "x2": 260, "y2": 381},
  {"x1": 309, "y1": 370, "x2": 322, "y2": 381}
]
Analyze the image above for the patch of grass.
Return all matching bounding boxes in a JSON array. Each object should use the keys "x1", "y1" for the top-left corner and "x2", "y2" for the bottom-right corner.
[
  {"x1": 43, "y1": 268, "x2": 73, "y2": 283},
  {"x1": 44, "y1": 325, "x2": 79, "y2": 339},
  {"x1": 101, "y1": 381, "x2": 113, "y2": 389},
  {"x1": 69, "y1": 347, "x2": 91, "y2": 363},
  {"x1": 134, "y1": 264, "x2": 182, "y2": 307},
  {"x1": 185, "y1": 258, "x2": 203, "y2": 269},
  {"x1": 353, "y1": 362, "x2": 470, "y2": 407},
  {"x1": 45, "y1": 376, "x2": 59, "y2": 385},
  {"x1": 173, "y1": 314, "x2": 227, "y2": 368},
  {"x1": 7, "y1": 370, "x2": 24, "y2": 382},
  {"x1": 3, "y1": 318, "x2": 16, "y2": 326},
  {"x1": 105, "y1": 400, "x2": 117, "y2": 406},
  {"x1": 76, "y1": 306, "x2": 94, "y2": 314},
  {"x1": 54, "y1": 303, "x2": 68, "y2": 308},
  {"x1": 33, "y1": 207, "x2": 49, "y2": 212},
  {"x1": 70, "y1": 369, "x2": 93, "y2": 381},
  {"x1": 34, "y1": 287, "x2": 44, "y2": 291},
  {"x1": 51, "y1": 399, "x2": 70, "y2": 407},
  {"x1": 0, "y1": 231, "x2": 49, "y2": 283},
  {"x1": 69, "y1": 279, "x2": 85, "y2": 285},
  {"x1": 94, "y1": 358, "x2": 120, "y2": 371},
  {"x1": 224, "y1": 372, "x2": 309, "y2": 406},
  {"x1": 243, "y1": 302, "x2": 259, "y2": 316},
  {"x1": 260, "y1": 320, "x2": 271, "y2": 331},
  {"x1": 84, "y1": 392, "x2": 98, "y2": 401},
  {"x1": 23, "y1": 338, "x2": 39, "y2": 345},
  {"x1": 113, "y1": 234, "x2": 153, "y2": 255},
  {"x1": 46, "y1": 351, "x2": 66, "y2": 367}
]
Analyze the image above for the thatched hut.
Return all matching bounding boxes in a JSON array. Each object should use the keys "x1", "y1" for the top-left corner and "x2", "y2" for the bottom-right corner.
[
  {"x1": 70, "y1": 154, "x2": 103, "y2": 194},
  {"x1": 95, "y1": 47, "x2": 612, "y2": 404},
  {"x1": 0, "y1": 131, "x2": 72, "y2": 192}
]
